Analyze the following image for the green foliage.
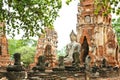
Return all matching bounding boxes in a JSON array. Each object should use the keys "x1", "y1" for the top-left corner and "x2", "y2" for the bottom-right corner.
[
  {"x1": 0, "y1": 0, "x2": 62, "y2": 38},
  {"x1": 8, "y1": 39, "x2": 37, "y2": 55},
  {"x1": 15, "y1": 46, "x2": 36, "y2": 67},
  {"x1": 66, "y1": 0, "x2": 72, "y2": 5},
  {"x1": 94, "y1": 0, "x2": 120, "y2": 16},
  {"x1": 8, "y1": 39, "x2": 37, "y2": 67},
  {"x1": 112, "y1": 17, "x2": 120, "y2": 44}
]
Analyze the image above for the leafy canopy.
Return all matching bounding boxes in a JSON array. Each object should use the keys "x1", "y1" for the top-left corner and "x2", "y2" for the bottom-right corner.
[
  {"x1": 0, "y1": 0, "x2": 62, "y2": 38},
  {"x1": 1, "y1": 0, "x2": 119, "y2": 38}
]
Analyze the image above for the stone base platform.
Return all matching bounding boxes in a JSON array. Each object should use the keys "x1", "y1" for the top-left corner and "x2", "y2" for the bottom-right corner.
[
  {"x1": 0, "y1": 69, "x2": 119, "y2": 80},
  {"x1": 0, "y1": 71, "x2": 26, "y2": 80},
  {"x1": 28, "y1": 69, "x2": 120, "y2": 80}
]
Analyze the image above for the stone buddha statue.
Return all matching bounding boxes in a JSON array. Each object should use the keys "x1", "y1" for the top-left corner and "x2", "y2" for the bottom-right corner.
[{"x1": 64, "y1": 30, "x2": 81, "y2": 66}]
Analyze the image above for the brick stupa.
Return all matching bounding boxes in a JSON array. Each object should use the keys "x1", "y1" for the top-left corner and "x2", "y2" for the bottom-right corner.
[
  {"x1": 30, "y1": 27, "x2": 58, "y2": 69},
  {"x1": 0, "y1": 22, "x2": 11, "y2": 67},
  {"x1": 75, "y1": 0, "x2": 119, "y2": 66}
]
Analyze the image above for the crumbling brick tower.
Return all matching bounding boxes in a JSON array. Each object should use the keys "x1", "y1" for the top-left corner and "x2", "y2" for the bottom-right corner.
[
  {"x1": 31, "y1": 27, "x2": 58, "y2": 69},
  {"x1": 76, "y1": 0, "x2": 119, "y2": 66},
  {"x1": 0, "y1": 22, "x2": 11, "y2": 67}
]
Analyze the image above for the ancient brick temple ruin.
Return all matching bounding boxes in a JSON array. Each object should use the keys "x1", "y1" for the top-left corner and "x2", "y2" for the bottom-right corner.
[
  {"x1": 27, "y1": 0, "x2": 120, "y2": 80},
  {"x1": 31, "y1": 27, "x2": 58, "y2": 68},
  {"x1": 0, "y1": 22, "x2": 11, "y2": 67},
  {"x1": 31, "y1": 0, "x2": 119, "y2": 69},
  {"x1": 75, "y1": 0, "x2": 119, "y2": 66}
]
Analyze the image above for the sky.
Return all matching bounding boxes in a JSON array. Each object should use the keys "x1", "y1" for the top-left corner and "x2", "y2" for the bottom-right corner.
[{"x1": 54, "y1": 0, "x2": 79, "y2": 50}]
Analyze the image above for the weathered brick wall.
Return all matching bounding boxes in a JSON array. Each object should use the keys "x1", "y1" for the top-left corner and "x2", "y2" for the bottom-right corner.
[
  {"x1": 0, "y1": 23, "x2": 11, "y2": 67},
  {"x1": 30, "y1": 27, "x2": 58, "y2": 68},
  {"x1": 76, "y1": 0, "x2": 119, "y2": 67}
]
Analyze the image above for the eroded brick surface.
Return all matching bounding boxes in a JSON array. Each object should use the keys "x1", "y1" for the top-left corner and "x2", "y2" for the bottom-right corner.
[
  {"x1": 76, "y1": 0, "x2": 119, "y2": 67},
  {"x1": 0, "y1": 22, "x2": 11, "y2": 67},
  {"x1": 30, "y1": 27, "x2": 58, "y2": 68}
]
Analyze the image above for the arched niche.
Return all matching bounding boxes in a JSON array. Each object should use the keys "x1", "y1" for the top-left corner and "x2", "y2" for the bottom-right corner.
[
  {"x1": 80, "y1": 36, "x2": 89, "y2": 63},
  {"x1": 44, "y1": 44, "x2": 52, "y2": 55},
  {"x1": 44, "y1": 44, "x2": 53, "y2": 67},
  {"x1": 79, "y1": 29, "x2": 91, "y2": 45}
]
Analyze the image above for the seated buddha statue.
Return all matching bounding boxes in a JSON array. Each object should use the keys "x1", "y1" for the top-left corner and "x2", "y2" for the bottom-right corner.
[{"x1": 64, "y1": 30, "x2": 81, "y2": 66}]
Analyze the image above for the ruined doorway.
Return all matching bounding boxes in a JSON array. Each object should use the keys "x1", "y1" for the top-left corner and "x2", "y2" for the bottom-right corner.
[
  {"x1": 81, "y1": 36, "x2": 89, "y2": 63},
  {"x1": 44, "y1": 44, "x2": 52, "y2": 58},
  {"x1": 115, "y1": 45, "x2": 119, "y2": 62},
  {"x1": 44, "y1": 45, "x2": 52, "y2": 67}
]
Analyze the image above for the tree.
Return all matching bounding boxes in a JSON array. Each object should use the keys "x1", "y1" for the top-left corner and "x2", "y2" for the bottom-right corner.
[
  {"x1": 8, "y1": 39, "x2": 37, "y2": 55},
  {"x1": 112, "y1": 17, "x2": 120, "y2": 44},
  {"x1": 8, "y1": 39, "x2": 37, "y2": 67},
  {"x1": 0, "y1": 0, "x2": 62, "y2": 38},
  {"x1": 66, "y1": 0, "x2": 120, "y2": 16},
  {"x1": 15, "y1": 46, "x2": 36, "y2": 67}
]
